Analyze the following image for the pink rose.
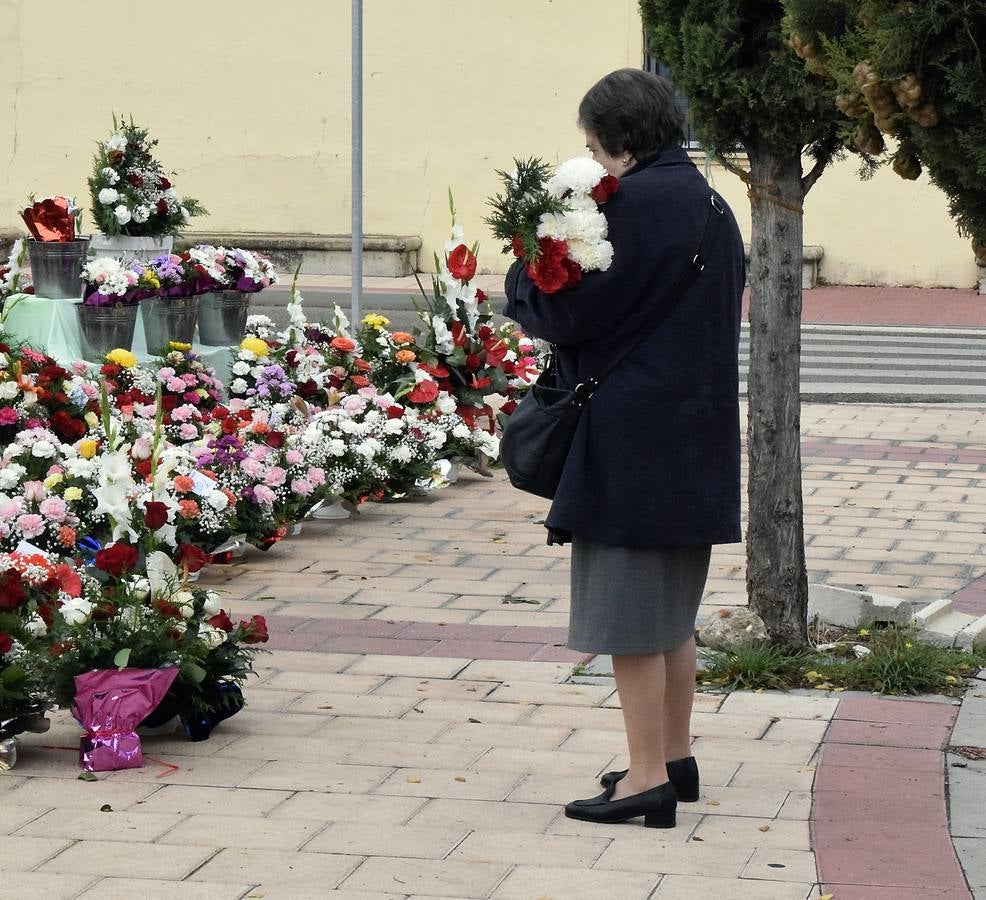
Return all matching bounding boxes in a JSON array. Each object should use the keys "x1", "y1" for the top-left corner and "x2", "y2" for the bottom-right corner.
[
  {"x1": 39, "y1": 497, "x2": 68, "y2": 522},
  {"x1": 253, "y1": 484, "x2": 276, "y2": 506},
  {"x1": 285, "y1": 449, "x2": 303, "y2": 465},
  {"x1": 291, "y1": 478, "x2": 313, "y2": 496},
  {"x1": 265, "y1": 466, "x2": 287, "y2": 487},
  {"x1": 16, "y1": 513, "x2": 45, "y2": 539},
  {"x1": 23, "y1": 481, "x2": 46, "y2": 503}
]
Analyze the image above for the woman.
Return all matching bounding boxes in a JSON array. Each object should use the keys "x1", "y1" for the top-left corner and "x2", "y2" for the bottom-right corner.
[{"x1": 504, "y1": 68, "x2": 745, "y2": 829}]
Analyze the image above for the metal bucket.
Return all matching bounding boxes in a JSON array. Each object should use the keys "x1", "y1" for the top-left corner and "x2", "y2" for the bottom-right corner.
[
  {"x1": 197, "y1": 290, "x2": 251, "y2": 346},
  {"x1": 27, "y1": 238, "x2": 90, "y2": 299},
  {"x1": 89, "y1": 234, "x2": 174, "y2": 264},
  {"x1": 141, "y1": 295, "x2": 200, "y2": 353},
  {"x1": 75, "y1": 303, "x2": 139, "y2": 363}
]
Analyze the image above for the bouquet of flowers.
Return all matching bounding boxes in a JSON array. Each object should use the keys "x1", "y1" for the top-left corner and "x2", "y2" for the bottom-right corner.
[
  {"x1": 81, "y1": 257, "x2": 159, "y2": 307},
  {"x1": 486, "y1": 156, "x2": 619, "y2": 293},
  {"x1": 0, "y1": 241, "x2": 33, "y2": 304},
  {"x1": 223, "y1": 248, "x2": 279, "y2": 293},
  {"x1": 88, "y1": 116, "x2": 206, "y2": 237}
]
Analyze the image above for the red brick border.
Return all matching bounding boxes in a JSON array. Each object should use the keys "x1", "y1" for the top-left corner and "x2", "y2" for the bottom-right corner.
[{"x1": 812, "y1": 695, "x2": 971, "y2": 898}]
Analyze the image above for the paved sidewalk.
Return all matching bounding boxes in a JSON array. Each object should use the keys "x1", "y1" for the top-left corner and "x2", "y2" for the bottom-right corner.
[{"x1": 4, "y1": 399, "x2": 986, "y2": 898}]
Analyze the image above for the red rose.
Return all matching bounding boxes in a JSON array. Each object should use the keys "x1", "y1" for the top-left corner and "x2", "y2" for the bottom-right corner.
[
  {"x1": 386, "y1": 404, "x2": 405, "y2": 419},
  {"x1": 94, "y1": 542, "x2": 140, "y2": 576},
  {"x1": 177, "y1": 543, "x2": 210, "y2": 574},
  {"x1": 134, "y1": 458, "x2": 153, "y2": 480},
  {"x1": 240, "y1": 615, "x2": 269, "y2": 644},
  {"x1": 407, "y1": 380, "x2": 439, "y2": 404},
  {"x1": 156, "y1": 199, "x2": 169, "y2": 216},
  {"x1": 298, "y1": 379, "x2": 318, "y2": 398},
  {"x1": 159, "y1": 177, "x2": 172, "y2": 190},
  {"x1": 591, "y1": 174, "x2": 620, "y2": 204},
  {"x1": 447, "y1": 244, "x2": 477, "y2": 281},
  {"x1": 209, "y1": 610, "x2": 234, "y2": 632},
  {"x1": 154, "y1": 597, "x2": 184, "y2": 620},
  {"x1": 50, "y1": 409, "x2": 86, "y2": 441},
  {"x1": 264, "y1": 430, "x2": 285, "y2": 449},
  {"x1": 0, "y1": 633, "x2": 12, "y2": 655},
  {"x1": 144, "y1": 501, "x2": 169, "y2": 530}
]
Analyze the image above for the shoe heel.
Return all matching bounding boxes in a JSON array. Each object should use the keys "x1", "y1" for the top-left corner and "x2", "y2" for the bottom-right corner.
[
  {"x1": 675, "y1": 784, "x2": 700, "y2": 803},
  {"x1": 644, "y1": 808, "x2": 676, "y2": 829}
]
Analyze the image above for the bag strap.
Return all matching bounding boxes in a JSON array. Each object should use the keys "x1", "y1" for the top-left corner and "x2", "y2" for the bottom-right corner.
[{"x1": 571, "y1": 194, "x2": 725, "y2": 404}]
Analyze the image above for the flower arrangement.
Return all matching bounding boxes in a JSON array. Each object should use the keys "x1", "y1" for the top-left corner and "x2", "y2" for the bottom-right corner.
[
  {"x1": 223, "y1": 248, "x2": 279, "y2": 293},
  {"x1": 88, "y1": 116, "x2": 206, "y2": 237},
  {"x1": 80, "y1": 257, "x2": 159, "y2": 307},
  {"x1": 0, "y1": 240, "x2": 33, "y2": 304},
  {"x1": 486, "y1": 156, "x2": 619, "y2": 293}
]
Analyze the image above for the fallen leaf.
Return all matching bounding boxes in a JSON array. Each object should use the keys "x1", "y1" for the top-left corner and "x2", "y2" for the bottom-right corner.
[
  {"x1": 78, "y1": 772, "x2": 97, "y2": 782},
  {"x1": 407, "y1": 777, "x2": 421, "y2": 784},
  {"x1": 706, "y1": 799, "x2": 720, "y2": 806},
  {"x1": 759, "y1": 825, "x2": 771, "y2": 832},
  {"x1": 454, "y1": 776, "x2": 467, "y2": 783},
  {"x1": 467, "y1": 717, "x2": 481, "y2": 724},
  {"x1": 99, "y1": 804, "x2": 113, "y2": 812}
]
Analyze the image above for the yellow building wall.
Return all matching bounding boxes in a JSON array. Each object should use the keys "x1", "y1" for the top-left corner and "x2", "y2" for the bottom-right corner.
[{"x1": 0, "y1": 0, "x2": 976, "y2": 288}]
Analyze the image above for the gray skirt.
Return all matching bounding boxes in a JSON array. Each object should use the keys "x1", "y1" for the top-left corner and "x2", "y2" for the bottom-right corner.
[{"x1": 568, "y1": 537, "x2": 711, "y2": 655}]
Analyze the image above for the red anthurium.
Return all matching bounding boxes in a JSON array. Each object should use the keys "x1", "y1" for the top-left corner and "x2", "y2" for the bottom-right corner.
[
  {"x1": 447, "y1": 244, "x2": 477, "y2": 281},
  {"x1": 407, "y1": 380, "x2": 440, "y2": 404},
  {"x1": 451, "y1": 321, "x2": 469, "y2": 348}
]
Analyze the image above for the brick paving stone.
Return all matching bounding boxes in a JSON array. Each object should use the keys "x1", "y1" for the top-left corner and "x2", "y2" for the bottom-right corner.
[
  {"x1": 407, "y1": 798, "x2": 561, "y2": 833},
  {"x1": 432, "y1": 721, "x2": 570, "y2": 750},
  {"x1": 303, "y1": 822, "x2": 469, "y2": 859},
  {"x1": 267, "y1": 791, "x2": 427, "y2": 824},
  {"x1": 450, "y1": 830, "x2": 610, "y2": 867},
  {"x1": 651, "y1": 874, "x2": 816, "y2": 899},
  {"x1": 690, "y1": 815, "x2": 811, "y2": 850},
  {"x1": 15, "y1": 808, "x2": 184, "y2": 843},
  {"x1": 369, "y1": 676, "x2": 496, "y2": 700},
  {"x1": 40, "y1": 840, "x2": 216, "y2": 880},
  {"x1": 238, "y1": 760, "x2": 391, "y2": 793},
  {"x1": 0, "y1": 835, "x2": 74, "y2": 871},
  {"x1": 188, "y1": 848, "x2": 361, "y2": 888},
  {"x1": 164, "y1": 813, "x2": 324, "y2": 851},
  {"x1": 76, "y1": 880, "x2": 251, "y2": 900},
  {"x1": 345, "y1": 655, "x2": 471, "y2": 678},
  {"x1": 595, "y1": 838, "x2": 754, "y2": 877},
  {"x1": 339, "y1": 739, "x2": 485, "y2": 771},
  {"x1": 135, "y1": 784, "x2": 292, "y2": 817},
  {"x1": 491, "y1": 865, "x2": 661, "y2": 900},
  {"x1": 0, "y1": 873, "x2": 96, "y2": 899},
  {"x1": 372, "y1": 767, "x2": 524, "y2": 802},
  {"x1": 339, "y1": 857, "x2": 509, "y2": 897},
  {"x1": 313, "y1": 714, "x2": 451, "y2": 744},
  {"x1": 824, "y1": 719, "x2": 952, "y2": 749}
]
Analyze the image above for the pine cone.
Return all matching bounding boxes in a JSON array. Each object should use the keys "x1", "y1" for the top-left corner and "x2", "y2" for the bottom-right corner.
[
  {"x1": 892, "y1": 153, "x2": 922, "y2": 180},
  {"x1": 853, "y1": 120, "x2": 885, "y2": 156}
]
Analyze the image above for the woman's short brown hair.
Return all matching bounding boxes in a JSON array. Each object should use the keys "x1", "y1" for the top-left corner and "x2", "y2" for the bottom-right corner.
[{"x1": 578, "y1": 68, "x2": 686, "y2": 165}]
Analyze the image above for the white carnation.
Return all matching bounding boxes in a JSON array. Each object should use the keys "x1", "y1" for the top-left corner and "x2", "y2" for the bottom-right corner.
[
  {"x1": 231, "y1": 361, "x2": 251, "y2": 376},
  {"x1": 113, "y1": 205, "x2": 132, "y2": 226},
  {"x1": 546, "y1": 156, "x2": 608, "y2": 198},
  {"x1": 98, "y1": 187, "x2": 119, "y2": 205},
  {"x1": 101, "y1": 167, "x2": 120, "y2": 185},
  {"x1": 132, "y1": 205, "x2": 150, "y2": 224},
  {"x1": 567, "y1": 238, "x2": 614, "y2": 272},
  {"x1": 230, "y1": 378, "x2": 249, "y2": 394}
]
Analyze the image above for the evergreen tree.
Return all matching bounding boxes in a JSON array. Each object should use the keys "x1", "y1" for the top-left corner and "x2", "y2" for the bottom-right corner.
[
  {"x1": 784, "y1": 0, "x2": 986, "y2": 259},
  {"x1": 640, "y1": 0, "x2": 865, "y2": 647}
]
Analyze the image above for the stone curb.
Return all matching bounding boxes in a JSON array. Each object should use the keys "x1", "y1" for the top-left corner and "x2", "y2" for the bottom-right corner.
[{"x1": 948, "y1": 669, "x2": 986, "y2": 898}]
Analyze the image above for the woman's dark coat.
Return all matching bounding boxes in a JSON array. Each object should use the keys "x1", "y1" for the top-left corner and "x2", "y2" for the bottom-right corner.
[{"x1": 504, "y1": 145, "x2": 745, "y2": 548}]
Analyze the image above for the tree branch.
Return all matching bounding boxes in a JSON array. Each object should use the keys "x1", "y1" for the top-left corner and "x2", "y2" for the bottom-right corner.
[
  {"x1": 716, "y1": 151, "x2": 751, "y2": 183},
  {"x1": 801, "y1": 151, "x2": 833, "y2": 195}
]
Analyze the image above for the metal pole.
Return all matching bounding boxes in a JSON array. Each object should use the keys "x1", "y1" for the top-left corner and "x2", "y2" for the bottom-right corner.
[{"x1": 351, "y1": 0, "x2": 363, "y2": 323}]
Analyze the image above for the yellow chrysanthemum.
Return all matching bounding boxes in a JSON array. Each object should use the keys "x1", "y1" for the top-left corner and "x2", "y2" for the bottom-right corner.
[
  {"x1": 169, "y1": 341, "x2": 192, "y2": 352},
  {"x1": 64, "y1": 486, "x2": 83, "y2": 502},
  {"x1": 78, "y1": 439, "x2": 99, "y2": 459},
  {"x1": 105, "y1": 348, "x2": 137, "y2": 368},
  {"x1": 43, "y1": 473, "x2": 64, "y2": 489},
  {"x1": 361, "y1": 313, "x2": 390, "y2": 330},
  {"x1": 239, "y1": 337, "x2": 270, "y2": 357}
]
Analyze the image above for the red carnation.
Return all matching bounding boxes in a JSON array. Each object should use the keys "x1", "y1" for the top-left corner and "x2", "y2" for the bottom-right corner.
[
  {"x1": 511, "y1": 234, "x2": 525, "y2": 258},
  {"x1": 0, "y1": 633, "x2": 12, "y2": 656},
  {"x1": 156, "y1": 199, "x2": 169, "y2": 216},
  {"x1": 407, "y1": 380, "x2": 439, "y2": 404},
  {"x1": 591, "y1": 174, "x2": 620, "y2": 204},
  {"x1": 0, "y1": 569, "x2": 27, "y2": 612},
  {"x1": 240, "y1": 614, "x2": 269, "y2": 644},
  {"x1": 143, "y1": 501, "x2": 169, "y2": 530},
  {"x1": 208, "y1": 610, "x2": 235, "y2": 632},
  {"x1": 50, "y1": 409, "x2": 87, "y2": 442},
  {"x1": 94, "y1": 542, "x2": 140, "y2": 576},
  {"x1": 447, "y1": 244, "x2": 477, "y2": 281},
  {"x1": 53, "y1": 563, "x2": 82, "y2": 598},
  {"x1": 159, "y1": 177, "x2": 172, "y2": 190},
  {"x1": 177, "y1": 543, "x2": 210, "y2": 574}
]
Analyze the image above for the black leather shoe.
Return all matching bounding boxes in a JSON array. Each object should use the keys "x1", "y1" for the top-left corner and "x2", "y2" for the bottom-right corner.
[
  {"x1": 599, "y1": 756, "x2": 699, "y2": 802},
  {"x1": 564, "y1": 780, "x2": 676, "y2": 828}
]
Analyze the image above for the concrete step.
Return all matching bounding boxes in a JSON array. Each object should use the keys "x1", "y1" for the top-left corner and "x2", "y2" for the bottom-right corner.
[{"x1": 956, "y1": 613, "x2": 986, "y2": 652}]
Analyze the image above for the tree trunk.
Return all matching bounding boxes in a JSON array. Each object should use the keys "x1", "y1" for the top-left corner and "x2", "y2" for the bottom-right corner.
[{"x1": 745, "y1": 148, "x2": 809, "y2": 648}]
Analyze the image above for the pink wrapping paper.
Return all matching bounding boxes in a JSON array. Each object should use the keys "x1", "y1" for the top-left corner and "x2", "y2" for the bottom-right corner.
[{"x1": 72, "y1": 668, "x2": 178, "y2": 771}]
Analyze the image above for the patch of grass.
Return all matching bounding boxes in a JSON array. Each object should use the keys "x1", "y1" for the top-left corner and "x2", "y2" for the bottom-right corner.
[{"x1": 698, "y1": 625, "x2": 985, "y2": 697}]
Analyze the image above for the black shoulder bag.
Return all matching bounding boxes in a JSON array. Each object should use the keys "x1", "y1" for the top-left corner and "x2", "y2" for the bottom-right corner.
[{"x1": 500, "y1": 194, "x2": 725, "y2": 500}]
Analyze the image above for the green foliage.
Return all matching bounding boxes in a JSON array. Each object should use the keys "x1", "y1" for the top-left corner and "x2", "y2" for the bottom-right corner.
[
  {"x1": 784, "y1": 0, "x2": 986, "y2": 244},
  {"x1": 639, "y1": 0, "x2": 850, "y2": 172},
  {"x1": 485, "y1": 158, "x2": 568, "y2": 260},
  {"x1": 699, "y1": 625, "x2": 985, "y2": 696}
]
